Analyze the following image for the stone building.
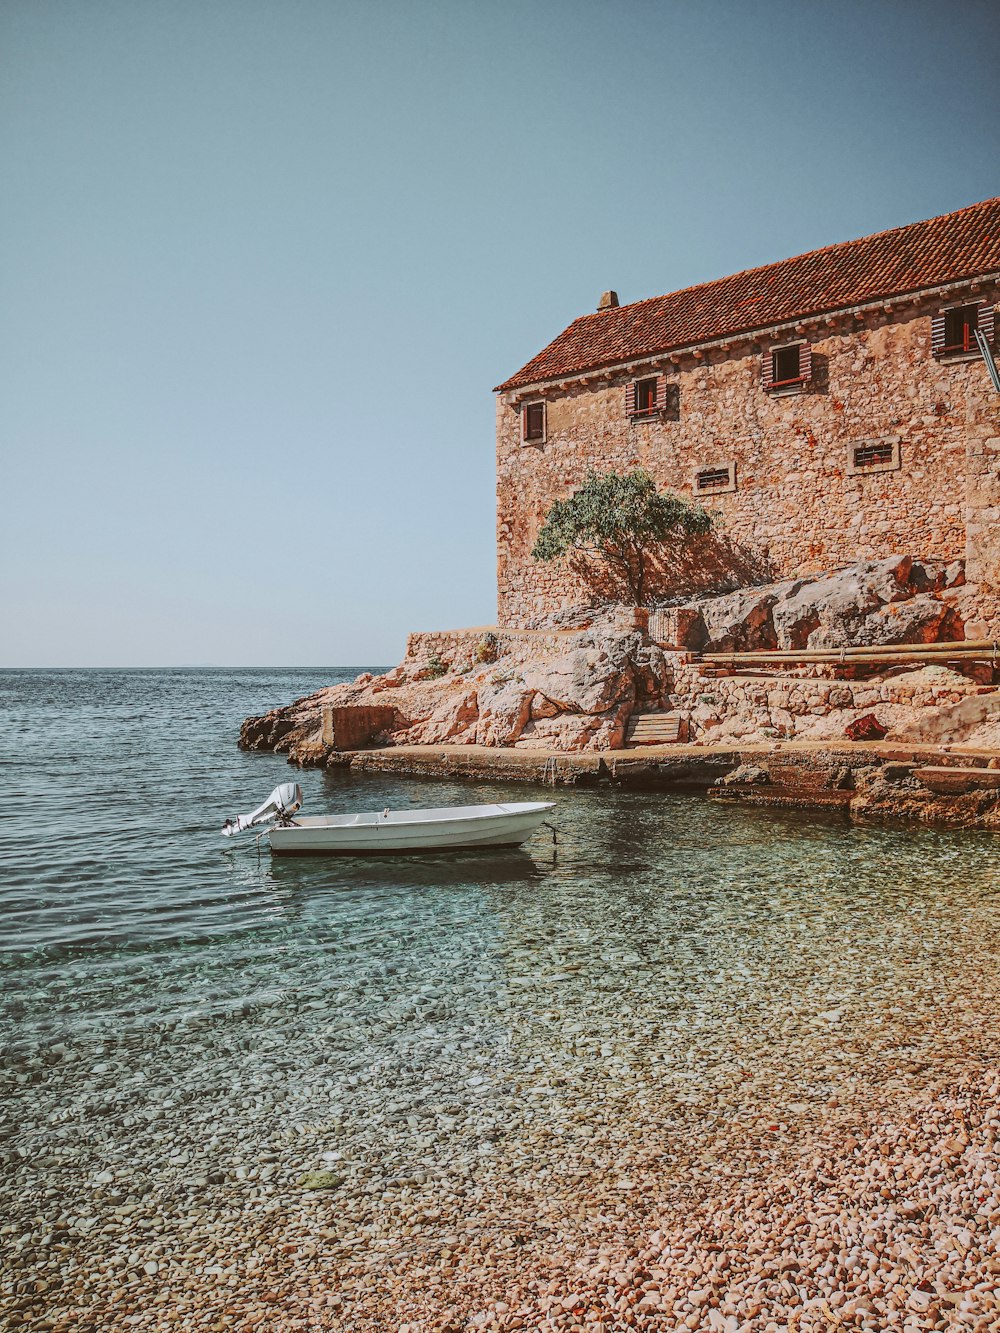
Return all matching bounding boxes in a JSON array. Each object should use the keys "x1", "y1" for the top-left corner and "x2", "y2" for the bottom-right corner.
[{"x1": 494, "y1": 197, "x2": 1000, "y2": 631}]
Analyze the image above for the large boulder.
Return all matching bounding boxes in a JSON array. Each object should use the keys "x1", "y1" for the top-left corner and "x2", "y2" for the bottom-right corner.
[
  {"x1": 515, "y1": 699, "x2": 632, "y2": 751},
  {"x1": 523, "y1": 643, "x2": 635, "y2": 716},
  {"x1": 770, "y1": 558, "x2": 962, "y2": 650},
  {"x1": 627, "y1": 640, "x2": 673, "y2": 701},
  {"x1": 771, "y1": 564, "x2": 888, "y2": 649},
  {"x1": 668, "y1": 558, "x2": 961, "y2": 654},
  {"x1": 816, "y1": 594, "x2": 964, "y2": 648},
  {"x1": 694, "y1": 580, "x2": 803, "y2": 652},
  {"x1": 474, "y1": 679, "x2": 533, "y2": 747},
  {"x1": 409, "y1": 688, "x2": 479, "y2": 745}
]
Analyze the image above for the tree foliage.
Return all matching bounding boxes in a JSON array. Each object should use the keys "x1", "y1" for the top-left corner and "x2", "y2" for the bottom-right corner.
[{"x1": 531, "y1": 469, "x2": 713, "y2": 605}]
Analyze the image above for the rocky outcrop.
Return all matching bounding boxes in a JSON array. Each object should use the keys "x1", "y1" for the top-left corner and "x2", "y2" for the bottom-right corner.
[
  {"x1": 239, "y1": 608, "x2": 670, "y2": 763},
  {"x1": 239, "y1": 558, "x2": 990, "y2": 764},
  {"x1": 670, "y1": 557, "x2": 966, "y2": 652}
]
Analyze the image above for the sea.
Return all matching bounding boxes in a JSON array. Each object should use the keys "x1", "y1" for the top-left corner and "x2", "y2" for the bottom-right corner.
[{"x1": 3, "y1": 666, "x2": 1000, "y2": 1130}]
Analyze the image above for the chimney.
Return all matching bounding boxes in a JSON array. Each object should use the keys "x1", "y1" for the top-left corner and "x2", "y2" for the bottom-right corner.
[{"x1": 598, "y1": 290, "x2": 619, "y2": 310}]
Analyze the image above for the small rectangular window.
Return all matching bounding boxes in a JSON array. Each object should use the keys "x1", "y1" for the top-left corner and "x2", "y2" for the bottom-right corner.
[
  {"x1": 847, "y1": 438, "x2": 900, "y2": 476},
  {"x1": 693, "y1": 462, "x2": 736, "y2": 495},
  {"x1": 522, "y1": 401, "x2": 545, "y2": 443},
  {"x1": 626, "y1": 374, "x2": 671, "y2": 419},
  {"x1": 943, "y1": 304, "x2": 978, "y2": 354},
  {"x1": 763, "y1": 342, "x2": 811, "y2": 392},
  {"x1": 635, "y1": 377, "x2": 658, "y2": 416}
]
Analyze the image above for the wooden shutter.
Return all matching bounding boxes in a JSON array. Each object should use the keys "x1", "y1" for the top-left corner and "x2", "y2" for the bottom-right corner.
[
  {"x1": 761, "y1": 348, "x2": 774, "y2": 390},
  {"x1": 931, "y1": 311, "x2": 946, "y2": 357},
  {"x1": 625, "y1": 382, "x2": 637, "y2": 417},
  {"x1": 798, "y1": 342, "x2": 812, "y2": 382},
  {"x1": 979, "y1": 302, "x2": 996, "y2": 347},
  {"x1": 654, "y1": 374, "x2": 668, "y2": 411},
  {"x1": 522, "y1": 402, "x2": 544, "y2": 441}
]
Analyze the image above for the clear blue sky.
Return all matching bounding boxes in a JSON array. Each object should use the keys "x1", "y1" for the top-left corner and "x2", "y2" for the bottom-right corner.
[{"x1": 2, "y1": 0, "x2": 998, "y2": 666}]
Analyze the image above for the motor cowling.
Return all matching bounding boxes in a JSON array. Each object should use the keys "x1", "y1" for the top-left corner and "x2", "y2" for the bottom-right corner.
[{"x1": 222, "y1": 782, "x2": 304, "y2": 836}]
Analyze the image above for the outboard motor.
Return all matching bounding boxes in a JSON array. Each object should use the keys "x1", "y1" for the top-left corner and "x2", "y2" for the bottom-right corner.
[{"x1": 222, "y1": 782, "x2": 303, "y2": 837}]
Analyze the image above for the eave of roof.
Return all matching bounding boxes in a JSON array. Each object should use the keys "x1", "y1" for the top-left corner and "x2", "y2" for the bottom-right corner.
[{"x1": 494, "y1": 196, "x2": 1000, "y2": 393}]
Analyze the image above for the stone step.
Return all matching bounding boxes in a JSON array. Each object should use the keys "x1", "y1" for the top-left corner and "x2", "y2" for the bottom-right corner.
[
  {"x1": 626, "y1": 714, "x2": 683, "y2": 746},
  {"x1": 913, "y1": 765, "x2": 1000, "y2": 794},
  {"x1": 709, "y1": 787, "x2": 855, "y2": 810}
]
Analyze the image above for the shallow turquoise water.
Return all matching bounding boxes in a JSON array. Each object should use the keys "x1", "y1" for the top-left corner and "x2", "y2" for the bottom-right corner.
[{"x1": 2, "y1": 667, "x2": 1000, "y2": 1111}]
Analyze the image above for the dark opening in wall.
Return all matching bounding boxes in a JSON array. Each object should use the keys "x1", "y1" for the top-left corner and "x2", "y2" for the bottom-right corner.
[
  {"x1": 943, "y1": 304, "x2": 979, "y2": 354},
  {"x1": 693, "y1": 462, "x2": 736, "y2": 495},
  {"x1": 763, "y1": 341, "x2": 811, "y2": 392},
  {"x1": 848, "y1": 438, "x2": 900, "y2": 476},
  {"x1": 635, "y1": 377, "x2": 658, "y2": 416}
]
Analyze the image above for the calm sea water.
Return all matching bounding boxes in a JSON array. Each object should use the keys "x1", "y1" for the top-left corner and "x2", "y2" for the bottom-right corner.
[{"x1": 2, "y1": 668, "x2": 1000, "y2": 1106}]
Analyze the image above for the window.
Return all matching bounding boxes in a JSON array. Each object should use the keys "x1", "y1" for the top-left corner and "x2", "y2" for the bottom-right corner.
[
  {"x1": 635, "y1": 377, "x2": 658, "y2": 416},
  {"x1": 626, "y1": 374, "x2": 669, "y2": 419},
  {"x1": 932, "y1": 302, "x2": 995, "y2": 358},
  {"x1": 847, "y1": 438, "x2": 900, "y2": 476},
  {"x1": 763, "y1": 341, "x2": 811, "y2": 392},
  {"x1": 693, "y1": 461, "x2": 736, "y2": 495},
  {"x1": 522, "y1": 401, "x2": 545, "y2": 444}
]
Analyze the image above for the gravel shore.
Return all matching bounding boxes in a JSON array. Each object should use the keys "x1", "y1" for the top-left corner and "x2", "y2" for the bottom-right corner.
[
  {"x1": 4, "y1": 1049, "x2": 998, "y2": 1331},
  {"x1": 4, "y1": 948, "x2": 999, "y2": 1331},
  {"x1": 5, "y1": 796, "x2": 1000, "y2": 1332}
]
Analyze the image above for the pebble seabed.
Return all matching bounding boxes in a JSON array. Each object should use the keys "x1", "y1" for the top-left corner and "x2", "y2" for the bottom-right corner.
[
  {"x1": 5, "y1": 933, "x2": 1000, "y2": 1331},
  {"x1": 6, "y1": 765, "x2": 1000, "y2": 1333}
]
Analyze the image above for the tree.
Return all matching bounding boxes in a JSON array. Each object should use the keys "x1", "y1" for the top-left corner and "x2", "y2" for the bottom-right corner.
[{"x1": 531, "y1": 469, "x2": 713, "y2": 605}]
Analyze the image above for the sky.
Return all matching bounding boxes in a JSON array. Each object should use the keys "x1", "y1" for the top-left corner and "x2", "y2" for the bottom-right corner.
[{"x1": 2, "y1": 0, "x2": 998, "y2": 667}]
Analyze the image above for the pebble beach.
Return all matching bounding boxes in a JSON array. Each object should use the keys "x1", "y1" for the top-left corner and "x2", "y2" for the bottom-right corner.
[{"x1": 3, "y1": 669, "x2": 1000, "y2": 1331}]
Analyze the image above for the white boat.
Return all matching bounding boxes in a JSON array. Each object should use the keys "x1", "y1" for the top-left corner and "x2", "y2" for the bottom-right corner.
[{"x1": 222, "y1": 783, "x2": 555, "y2": 855}]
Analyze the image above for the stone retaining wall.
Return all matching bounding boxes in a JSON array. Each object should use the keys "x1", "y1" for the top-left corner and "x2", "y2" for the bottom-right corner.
[
  {"x1": 320, "y1": 705, "x2": 396, "y2": 751},
  {"x1": 666, "y1": 662, "x2": 989, "y2": 742},
  {"x1": 405, "y1": 609, "x2": 649, "y2": 669}
]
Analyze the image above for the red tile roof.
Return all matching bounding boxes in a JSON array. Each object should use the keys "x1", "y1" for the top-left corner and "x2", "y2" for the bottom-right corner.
[{"x1": 495, "y1": 197, "x2": 1000, "y2": 391}]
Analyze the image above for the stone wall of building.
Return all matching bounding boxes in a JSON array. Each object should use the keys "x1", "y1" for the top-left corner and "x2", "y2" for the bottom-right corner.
[{"x1": 496, "y1": 286, "x2": 1000, "y2": 631}]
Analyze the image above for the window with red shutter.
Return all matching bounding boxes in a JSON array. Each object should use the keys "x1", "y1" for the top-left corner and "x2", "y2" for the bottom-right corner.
[
  {"x1": 942, "y1": 304, "x2": 979, "y2": 354},
  {"x1": 934, "y1": 302, "x2": 997, "y2": 358},
  {"x1": 634, "y1": 377, "x2": 658, "y2": 416},
  {"x1": 764, "y1": 342, "x2": 811, "y2": 392}
]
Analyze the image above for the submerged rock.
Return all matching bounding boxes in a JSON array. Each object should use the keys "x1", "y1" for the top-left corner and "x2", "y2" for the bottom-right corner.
[{"x1": 296, "y1": 1170, "x2": 344, "y2": 1190}]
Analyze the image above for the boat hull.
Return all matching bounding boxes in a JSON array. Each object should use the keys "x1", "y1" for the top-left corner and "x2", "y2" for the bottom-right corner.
[{"x1": 266, "y1": 801, "x2": 554, "y2": 855}]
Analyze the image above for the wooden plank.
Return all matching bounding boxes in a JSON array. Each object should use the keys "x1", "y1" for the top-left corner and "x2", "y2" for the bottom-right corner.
[
  {"x1": 700, "y1": 649, "x2": 999, "y2": 666},
  {"x1": 702, "y1": 638, "x2": 997, "y2": 664}
]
